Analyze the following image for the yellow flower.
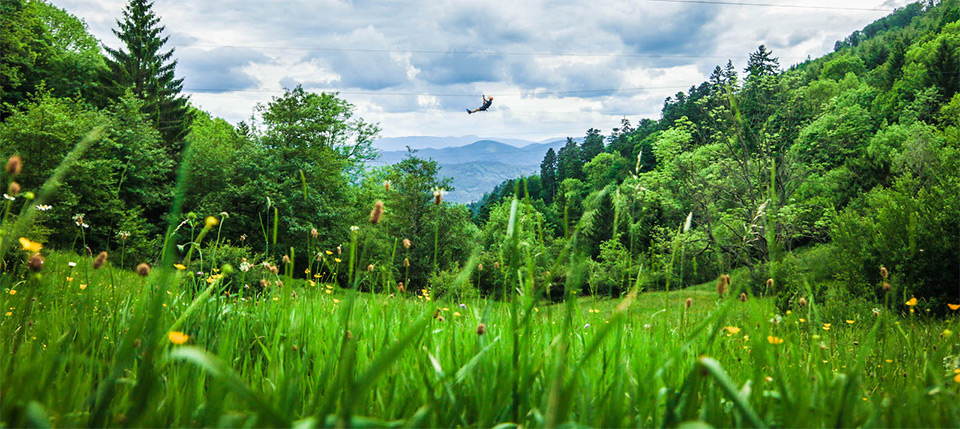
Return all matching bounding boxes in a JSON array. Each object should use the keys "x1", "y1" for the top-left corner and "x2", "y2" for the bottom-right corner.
[
  {"x1": 799, "y1": 318, "x2": 807, "y2": 323},
  {"x1": 822, "y1": 323, "x2": 831, "y2": 331},
  {"x1": 204, "y1": 216, "x2": 219, "y2": 228},
  {"x1": 453, "y1": 311, "x2": 462, "y2": 317},
  {"x1": 885, "y1": 359, "x2": 893, "y2": 363},
  {"x1": 18, "y1": 237, "x2": 42, "y2": 253},
  {"x1": 4, "y1": 311, "x2": 11, "y2": 317},
  {"x1": 948, "y1": 304, "x2": 960, "y2": 311},
  {"x1": 325, "y1": 289, "x2": 333, "y2": 294},
  {"x1": 846, "y1": 320, "x2": 856, "y2": 325},
  {"x1": 8, "y1": 290, "x2": 16, "y2": 295},
  {"x1": 66, "y1": 277, "x2": 74, "y2": 282},
  {"x1": 174, "y1": 264, "x2": 186, "y2": 270},
  {"x1": 168, "y1": 331, "x2": 189, "y2": 345},
  {"x1": 79, "y1": 284, "x2": 87, "y2": 290},
  {"x1": 325, "y1": 250, "x2": 333, "y2": 255},
  {"x1": 767, "y1": 336, "x2": 784, "y2": 345},
  {"x1": 955, "y1": 373, "x2": 960, "y2": 384},
  {"x1": 785, "y1": 310, "x2": 792, "y2": 315},
  {"x1": 942, "y1": 329, "x2": 954, "y2": 338},
  {"x1": 334, "y1": 258, "x2": 342, "y2": 263},
  {"x1": 333, "y1": 298, "x2": 342, "y2": 304},
  {"x1": 588, "y1": 308, "x2": 600, "y2": 313},
  {"x1": 905, "y1": 297, "x2": 918, "y2": 307},
  {"x1": 723, "y1": 326, "x2": 741, "y2": 336}
]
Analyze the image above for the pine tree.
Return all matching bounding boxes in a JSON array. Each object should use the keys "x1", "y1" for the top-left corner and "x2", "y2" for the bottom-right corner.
[
  {"x1": 580, "y1": 128, "x2": 604, "y2": 164},
  {"x1": 930, "y1": 39, "x2": 959, "y2": 100},
  {"x1": 557, "y1": 137, "x2": 583, "y2": 182},
  {"x1": 101, "y1": 0, "x2": 191, "y2": 152},
  {"x1": 744, "y1": 45, "x2": 780, "y2": 79},
  {"x1": 540, "y1": 148, "x2": 558, "y2": 203}
]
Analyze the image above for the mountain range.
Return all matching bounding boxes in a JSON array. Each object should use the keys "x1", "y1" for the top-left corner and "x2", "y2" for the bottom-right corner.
[{"x1": 371, "y1": 137, "x2": 571, "y2": 203}]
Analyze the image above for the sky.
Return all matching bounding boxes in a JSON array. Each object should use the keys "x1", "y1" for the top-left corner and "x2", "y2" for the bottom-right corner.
[{"x1": 55, "y1": 0, "x2": 912, "y2": 142}]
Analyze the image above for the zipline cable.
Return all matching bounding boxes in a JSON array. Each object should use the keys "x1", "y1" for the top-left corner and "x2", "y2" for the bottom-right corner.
[{"x1": 645, "y1": 0, "x2": 893, "y2": 12}]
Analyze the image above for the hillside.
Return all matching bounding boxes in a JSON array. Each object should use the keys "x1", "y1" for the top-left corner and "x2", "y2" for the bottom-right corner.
[{"x1": 372, "y1": 139, "x2": 568, "y2": 202}]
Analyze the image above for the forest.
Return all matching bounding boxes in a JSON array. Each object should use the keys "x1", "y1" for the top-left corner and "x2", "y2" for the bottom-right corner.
[{"x1": 2, "y1": 0, "x2": 960, "y2": 427}]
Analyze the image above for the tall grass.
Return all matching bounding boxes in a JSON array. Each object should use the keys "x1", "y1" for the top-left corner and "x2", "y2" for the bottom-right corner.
[{"x1": 3, "y1": 131, "x2": 960, "y2": 427}]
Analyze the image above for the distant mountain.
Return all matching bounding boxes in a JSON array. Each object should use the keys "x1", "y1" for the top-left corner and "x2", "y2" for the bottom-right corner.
[
  {"x1": 374, "y1": 135, "x2": 560, "y2": 151},
  {"x1": 371, "y1": 138, "x2": 572, "y2": 203}
]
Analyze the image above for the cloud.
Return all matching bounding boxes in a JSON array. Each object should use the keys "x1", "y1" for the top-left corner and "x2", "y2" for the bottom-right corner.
[
  {"x1": 312, "y1": 26, "x2": 411, "y2": 90},
  {"x1": 178, "y1": 47, "x2": 269, "y2": 93}
]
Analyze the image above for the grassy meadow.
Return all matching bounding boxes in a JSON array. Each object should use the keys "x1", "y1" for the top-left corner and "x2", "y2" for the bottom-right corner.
[{"x1": 3, "y1": 250, "x2": 960, "y2": 427}]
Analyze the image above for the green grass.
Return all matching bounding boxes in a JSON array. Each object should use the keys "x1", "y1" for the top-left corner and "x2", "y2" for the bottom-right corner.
[{"x1": 2, "y1": 251, "x2": 960, "y2": 427}]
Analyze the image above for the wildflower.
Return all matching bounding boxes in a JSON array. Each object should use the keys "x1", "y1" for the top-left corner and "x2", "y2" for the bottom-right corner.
[
  {"x1": 332, "y1": 298, "x2": 342, "y2": 304},
  {"x1": 259, "y1": 279, "x2": 270, "y2": 288},
  {"x1": 350, "y1": 225, "x2": 359, "y2": 232},
  {"x1": 882, "y1": 282, "x2": 892, "y2": 292},
  {"x1": 174, "y1": 264, "x2": 187, "y2": 270},
  {"x1": 369, "y1": 200, "x2": 384, "y2": 224},
  {"x1": 72, "y1": 213, "x2": 89, "y2": 228},
  {"x1": 35, "y1": 204, "x2": 52, "y2": 211},
  {"x1": 117, "y1": 231, "x2": 131, "y2": 241},
  {"x1": 716, "y1": 274, "x2": 730, "y2": 297},
  {"x1": 7, "y1": 182, "x2": 20, "y2": 196},
  {"x1": 588, "y1": 308, "x2": 600, "y2": 313},
  {"x1": 403, "y1": 257, "x2": 410, "y2": 267},
  {"x1": 282, "y1": 255, "x2": 291, "y2": 265},
  {"x1": 767, "y1": 336, "x2": 784, "y2": 345},
  {"x1": 798, "y1": 297, "x2": 808, "y2": 307},
  {"x1": 92, "y1": 251, "x2": 108, "y2": 269},
  {"x1": 459, "y1": 303, "x2": 467, "y2": 308},
  {"x1": 846, "y1": 320, "x2": 856, "y2": 325},
  {"x1": 66, "y1": 277, "x2": 74, "y2": 282},
  {"x1": 239, "y1": 261, "x2": 252, "y2": 272},
  {"x1": 433, "y1": 188, "x2": 444, "y2": 205},
  {"x1": 584, "y1": 323, "x2": 591, "y2": 328},
  {"x1": 402, "y1": 238, "x2": 412, "y2": 249},
  {"x1": 942, "y1": 329, "x2": 954, "y2": 338},
  {"x1": 822, "y1": 323, "x2": 831, "y2": 331},
  {"x1": 453, "y1": 311, "x2": 462, "y2": 317},
  {"x1": 872, "y1": 308, "x2": 882, "y2": 316},
  {"x1": 367, "y1": 264, "x2": 375, "y2": 272},
  {"x1": 5, "y1": 155, "x2": 22, "y2": 176},
  {"x1": 478, "y1": 263, "x2": 484, "y2": 272},
  {"x1": 685, "y1": 298, "x2": 692, "y2": 309},
  {"x1": 67, "y1": 262, "x2": 76, "y2": 267},
  {"x1": 4, "y1": 312, "x2": 10, "y2": 317},
  {"x1": 18, "y1": 237, "x2": 42, "y2": 253},
  {"x1": 383, "y1": 180, "x2": 391, "y2": 192},
  {"x1": 477, "y1": 323, "x2": 486, "y2": 335},
  {"x1": 799, "y1": 318, "x2": 807, "y2": 323},
  {"x1": 643, "y1": 323, "x2": 652, "y2": 330},
  {"x1": 2, "y1": 194, "x2": 14, "y2": 201},
  {"x1": 880, "y1": 265, "x2": 889, "y2": 280},
  {"x1": 28, "y1": 253, "x2": 44, "y2": 272},
  {"x1": 8, "y1": 290, "x2": 16, "y2": 295},
  {"x1": 738, "y1": 292, "x2": 748, "y2": 302},
  {"x1": 948, "y1": 304, "x2": 960, "y2": 311},
  {"x1": 311, "y1": 228, "x2": 319, "y2": 239},
  {"x1": 334, "y1": 258, "x2": 342, "y2": 263},
  {"x1": 168, "y1": 331, "x2": 189, "y2": 345},
  {"x1": 785, "y1": 310, "x2": 792, "y2": 315},
  {"x1": 79, "y1": 284, "x2": 87, "y2": 290},
  {"x1": 905, "y1": 297, "x2": 918, "y2": 307},
  {"x1": 723, "y1": 326, "x2": 741, "y2": 336},
  {"x1": 766, "y1": 278, "x2": 775, "y2": 289},
  {"x1": 954, "y1": 373, "x2": 960, "y2": 384},
  {"x1": 239, "y1": 234, "x2": 247, "y2": 242}
]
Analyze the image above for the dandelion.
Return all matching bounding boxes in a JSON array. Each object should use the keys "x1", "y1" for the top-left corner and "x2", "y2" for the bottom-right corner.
[
  {"x1": 79, "y1": 284, "x2": 87, "y2": 290},
  {"x1": 204, "y1": 216, "x2": 219, "y2": 228},
  {"x1": 136, "y1": 263, "x2": 151, "y2": 277},
  {"x1": 333, "y1": 298, "x2": 342, "y2": 304},
  {"x1": 954, "y1": 373, "x2": 960, "y2": 384},
  {"x1": 948, "y1": 304, "x2": 960, "y2": 311},
  {"x1": 174, "y1": 264, "x2": 186, "y2": 270},
  {"x1": 5, "y1": 155, "x2": 22, "y2": 176},
  {"x1": 799, "y1": 318, "x2": 807, "y2": 323},
  {"x1": 369, "y1": 200, "x2": 384, "y2": 224},
  {"x1": 846, "y1": 320, "x2": 856, "y2": 325},
  {"x1": 7, "y1": 182, "x2": 20, "y2": 196},
  {"x1": 453, "y1": 311, "x2": 462, "y2": 317},
  {"x1": 92, "y1": 251, "x2": 108, "y2": 269},
  {"x1": 4, "y1": 312, "x2": 10, "y2": 317},
  {"x1": 66, "y1": 277, "x2": 74, "y2": 282},
  {"x1": 168, "y1": 331, "x2": 189, "y2": 345},
  {"x1": 18, "y1": 237, "x2": 42, "y2": 253},
  {"x1": 334, "y1": 258, "x2": 342, "y2": 263},
  {"x1": 28, "y1": 253, "x2": 44, "y2": 272},
  {"x1": 942, "y1": 329, "x2": 954, "y2": 338},
  {"x1": 905, "y1": 297, "x2": 918, "y2": 307},
  {"x1": 723, "y1": 326, "x2": 741, "y2": 336},
  {"x1": 402, "y1": 238, "x2": 412, "y2": 249},
  {"x1": 822, "y1": 323, "x2": 831, "y2": 331},
  {"x1": 35, "y1": 204, "x2": 51, "y2": 211},
  {"x1": 767, "y1": 336, "x2": 784, "y2": 345},
  {"x1": 8, "y1": 290, "x2": 16, "y2": 295}
]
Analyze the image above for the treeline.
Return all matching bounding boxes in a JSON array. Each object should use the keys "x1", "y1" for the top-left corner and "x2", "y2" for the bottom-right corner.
[{"x1": 473, "y1": 0, "x2": 960, "y2": 309}]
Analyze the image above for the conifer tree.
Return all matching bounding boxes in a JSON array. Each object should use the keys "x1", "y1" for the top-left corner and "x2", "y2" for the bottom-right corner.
[
  {"x1": 101, "y1": 0, "x2": 190, "y2": 152},
  {"x1": 540, "y1": 147, "x2": 558, "y2": 203}
]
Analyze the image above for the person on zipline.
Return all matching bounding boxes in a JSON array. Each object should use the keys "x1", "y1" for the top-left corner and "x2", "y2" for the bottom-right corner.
[{"x1": 466, "y1": 94, "x2": 494, "y2": 114}]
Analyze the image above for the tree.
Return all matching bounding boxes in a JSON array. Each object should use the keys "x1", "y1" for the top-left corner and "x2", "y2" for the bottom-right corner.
[
  {"x1": 540, "y1": 148, "x2": 558, "y2": 203},
  {"x1": 557, "y1": 137, "x2": 583, "y2": 181},
  {"x1": 0, "y1": 0, "x2": 49, "y2": 113},
  {"x1": 930, "y1": 38, "x2": 960, "y2": 101},
  {"x1": 745, "y1": 45, "x2": 780, "y2": 79},
  {"x1": 101, "y1": 0, "x2": 191, "y2": 151},
  {"x1": 580, "y1": 128, "x2": 604, "y2": 165}
]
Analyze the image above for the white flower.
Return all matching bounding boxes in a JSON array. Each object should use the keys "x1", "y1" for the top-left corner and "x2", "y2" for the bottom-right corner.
[
  {"x1": 67, "y1": 262, "x2": 77, "y2": 267},
  {"x1": 350, "y1": 225, "x2": 360, "y2": 232},
  {"x1": 643, "y1": 324, "x2": 652, "y2": 330},
  {"x1": 3, "y1": 194, "x2": 15, "y2": 201},
  {"x1": 583, "y1": 323, "x2": 591, "y2": 329},
  {"x1": 458, "y1": 303, "x2": 467, "y2": 308},
  {"x1": 239, "y1": 261, "x2": 252, "y2": 272},
  {"x1": 35, "y1": 204, "x2": 52, "y2": 211}
]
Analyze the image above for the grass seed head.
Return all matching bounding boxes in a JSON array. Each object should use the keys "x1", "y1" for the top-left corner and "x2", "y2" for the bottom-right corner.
[
  {"x1": 738, "y1": 292, "x2": 748, "y2": 302},
  {"x1": 880, "y1": 265, "x2": 889, "y2": 280},
  {"x1": 798, "y1": 296, "x2": 808, "y2": 307},
  {"x1": 311, "y1": 228, "x2": 319, "y2": 239},
  {"x1": 433, "y1": 188, "x2": 443, "y2": 205},
  {"x1": 403, "y1": 257, "x2": 410, "y2": 267},
  {"x1": 93, "y1": 251, "x2": 108, "y2": 269},
  {"x1": 367, "y1": 264, "x2": 375, "y2": 272},
  {"x1": 397, "y1": 282, "x2": 405, "y2": 292},
  {"x1": 282, "y1": 255, "x2": 291, "y2": 265},
  {"x1": 28, "y1": 253, "x2": 44, "y2": 272},
  {"x1": 476, "y1": 323, "x2": 486, "y2": 335},
  {"x1": 716, "y1": 274, "x2": 730, "y2": 297},
  {"x1": 136, "y1": 263, "x2": 151, "y2": 277},
  {"x1": 5, "y1": 155, "x2": 22, "y2": 176},
  {"x1": 7, "y1": 181, "x2": 20, "y2": 196},
  {"x1": 685, "y1": 297, "x2": 692, "y2": 309},
  {"x1": 402, "y1": 238, "x2": 412, "y2": 249},
  {"x1": 383, "y1": 180, "x2": 391, "y2": 192},
  {"x1": 882, "y1": 281, "x2": 892, "y2": 292},
  {"x1": 766, "y1": 278, "x2": 775, "y2": 289},
  {"x1": 369, "y1": 200, "x2": 384, "y2": 224}
]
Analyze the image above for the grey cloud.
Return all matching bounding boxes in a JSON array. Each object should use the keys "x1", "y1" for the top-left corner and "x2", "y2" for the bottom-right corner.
[
  {"x1": 178, "y1": 47, "x2": 268, "y2": 93},
  {"x1": 310, "y1": 26, "x2": 410, "y2": 90}
]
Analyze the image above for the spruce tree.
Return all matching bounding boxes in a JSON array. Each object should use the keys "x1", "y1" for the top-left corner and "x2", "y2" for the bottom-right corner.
[
  {"x1": 540, "y1": 148, "x2": 558, "y2": 203},
  {"x1": 101, "y1": 0, "x2": 190, "y2": 152}
]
